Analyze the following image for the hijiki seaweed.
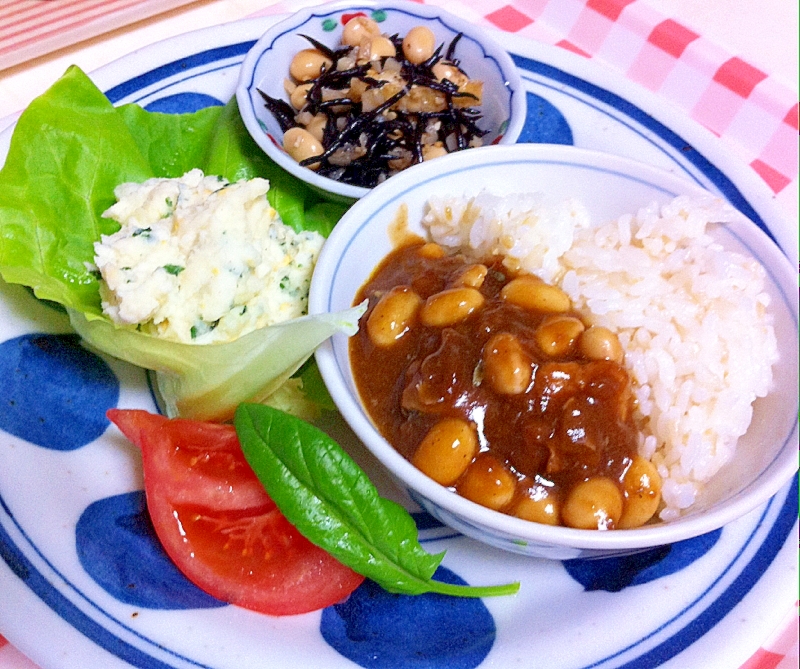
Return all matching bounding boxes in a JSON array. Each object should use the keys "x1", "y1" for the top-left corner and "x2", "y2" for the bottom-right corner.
[{"x1": 259, "y1": 29, "x2": 487, "y2": 188}]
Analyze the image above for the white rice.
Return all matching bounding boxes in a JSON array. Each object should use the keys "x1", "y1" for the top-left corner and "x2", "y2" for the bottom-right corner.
[
  {"x1": 422, "y1": 192, "x2": 778, "y2": 520},
  {"x1": 423, "y1": 191, "x2": 591, "y2": 284}
]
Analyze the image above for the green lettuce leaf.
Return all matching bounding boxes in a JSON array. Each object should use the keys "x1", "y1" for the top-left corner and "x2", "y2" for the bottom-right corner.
[
  {"x1": 201, "y1": 98, "x2": 315, "y2": 233},
  {"x1": 69, "y1": 302, "x2": 366, "y2": 422},
  {"x1": 303, "y1": 201, "x2": 350, "y2": 238},
  {"x1": 0, "y1": 66, "x2": 152, "y2": 315},
  {"x1": 293, "y1": 358, "x2": 337, "y2": 413},
  {"x1": 117, "y1": 102, "x2": 225, "y2": 179},
  {"x1": 0, "y1": 65, "x2": 355, "y2": 419}
]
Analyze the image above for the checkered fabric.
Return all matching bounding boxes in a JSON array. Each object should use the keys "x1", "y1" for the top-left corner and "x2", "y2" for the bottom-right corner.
[{"x1": 476, "y1": 0, "x2": 797, "y2": 195}]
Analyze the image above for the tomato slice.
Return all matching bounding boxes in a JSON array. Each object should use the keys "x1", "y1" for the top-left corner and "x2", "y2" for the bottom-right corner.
[{"x1": 107, "y1": 408, "x2": 364, "y2": 616}]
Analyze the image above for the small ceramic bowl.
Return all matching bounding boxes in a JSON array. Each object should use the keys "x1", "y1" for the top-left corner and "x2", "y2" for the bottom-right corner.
[
  {"x1": 309, "y1": 143, "x2": 798, "y2": 559},
  {"x1": 236, "y1": 0, "x2": 526, "y2": 203}
]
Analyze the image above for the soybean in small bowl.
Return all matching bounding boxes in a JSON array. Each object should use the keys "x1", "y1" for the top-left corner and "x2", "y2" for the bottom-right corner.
[{"x1": 235, "y1": 0, "x2": 526, "y2": 203}]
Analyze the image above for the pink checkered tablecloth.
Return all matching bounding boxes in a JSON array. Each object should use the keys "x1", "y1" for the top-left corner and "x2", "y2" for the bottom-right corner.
[{"x1": 0, "y1": 1, "x2": 797, "y2": 668}]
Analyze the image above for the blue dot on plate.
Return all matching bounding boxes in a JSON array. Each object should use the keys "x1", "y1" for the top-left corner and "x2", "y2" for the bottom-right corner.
[
  {"x1": 411, "y1": 510, "x2": 445, "y2": 531},
  {"x1": 0, "y1": 333, "x2": 119, "y2": 450},
  {"x1": 144, "y1": 93, "x2": 224, "y2": 113},
  {"x1": 320, "y1": 566, "x2": 495, "y2": 669},
  {"x1": 518, "y1": 92, "x2": 573, "y2": 145},
  {"x1": 563, "y1": 528, "x2": 723, "y2": 592},
  {"x1": 76, "y1": 491, "x2": 226, "y2": 610}
]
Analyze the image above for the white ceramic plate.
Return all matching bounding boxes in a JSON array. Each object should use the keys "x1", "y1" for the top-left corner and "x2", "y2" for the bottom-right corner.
[{"x1": 0, "y1": 15, "x2": 796, "y2": 669}]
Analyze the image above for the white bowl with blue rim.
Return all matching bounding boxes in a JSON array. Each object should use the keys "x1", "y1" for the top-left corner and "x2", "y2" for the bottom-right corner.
[
  {"x1": 235, "y1": 0, "x2": 526, "y2": 203},
  {"x1": 309, "y1": 143, "x2": 798, "y2": 559}
]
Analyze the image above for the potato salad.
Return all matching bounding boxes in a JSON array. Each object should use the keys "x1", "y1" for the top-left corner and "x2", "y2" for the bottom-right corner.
[{"x1": 94, "y1": 169, "x2": 325, "y2": 344}]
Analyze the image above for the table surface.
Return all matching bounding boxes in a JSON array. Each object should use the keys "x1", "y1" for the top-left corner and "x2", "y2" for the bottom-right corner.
[{"x1": 0, "y1": 1, "x2": 797, "y2": 668}]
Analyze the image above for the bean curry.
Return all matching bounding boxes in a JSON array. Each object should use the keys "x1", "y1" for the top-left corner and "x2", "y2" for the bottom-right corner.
[{"x1": 350, "y1": 241, "x2": 663, "y2": 530}]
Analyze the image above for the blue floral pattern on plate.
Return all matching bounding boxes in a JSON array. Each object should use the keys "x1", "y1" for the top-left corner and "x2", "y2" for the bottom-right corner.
[
  {"x1": 76, "y1": 492, "x2": 226, "y2": 610},
  {"x1": 0, "y1": 333, "x2": 118, "y2": 451},
  {"x1": 321, "y1": 568, "x2": 495, "y2": 669}
]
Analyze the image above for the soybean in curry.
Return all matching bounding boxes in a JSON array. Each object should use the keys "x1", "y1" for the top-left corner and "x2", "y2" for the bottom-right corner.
[{"x1": 350, "y1": 241, "x2": 662, "y2": 530}]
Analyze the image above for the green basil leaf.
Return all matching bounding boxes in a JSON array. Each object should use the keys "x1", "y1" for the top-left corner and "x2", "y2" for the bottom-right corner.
[{"x1": 234, "y1": 403, "x2": 520, "y2": 598}]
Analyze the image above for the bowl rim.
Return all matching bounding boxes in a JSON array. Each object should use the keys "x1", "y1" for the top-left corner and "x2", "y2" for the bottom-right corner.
[
  {"x1": 235, "y1": 0, "x2": 527, "y2": 201},
  {"x1": 310, "y1": 142, "x2": 799, "y2": 552}
]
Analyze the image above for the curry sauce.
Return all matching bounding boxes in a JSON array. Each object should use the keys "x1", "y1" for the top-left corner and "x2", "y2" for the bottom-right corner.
[{"x1": 350, "y1": 241, "x2": 662, "y2": 530}]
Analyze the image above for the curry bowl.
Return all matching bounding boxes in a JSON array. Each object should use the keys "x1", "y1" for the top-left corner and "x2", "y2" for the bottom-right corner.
[
  {"x1": 309, "y1": 144, "x2": 798, "y2": 559},
  {"x1": 236, "y1": 0, "x2": 526, "y2": 203}
]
